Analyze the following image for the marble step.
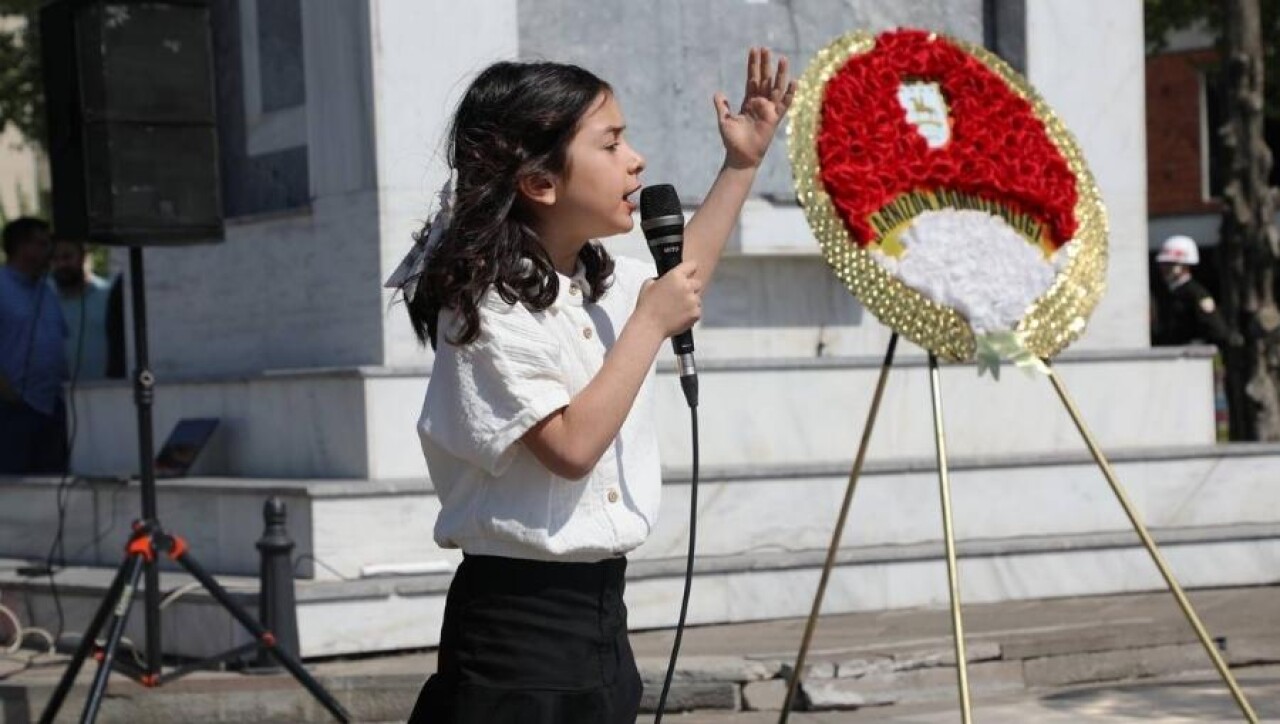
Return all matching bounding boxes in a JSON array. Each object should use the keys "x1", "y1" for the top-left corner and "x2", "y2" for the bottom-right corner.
[
  {"x1": 2, "y1": 521, "x2": 1277, "y2": 659},
  {"x1": 64, "y1": 347, "x2": 1218, "y2": 480},
  {"x1": 4, "y1": 443, "x2": 1279, "y2": 581}
]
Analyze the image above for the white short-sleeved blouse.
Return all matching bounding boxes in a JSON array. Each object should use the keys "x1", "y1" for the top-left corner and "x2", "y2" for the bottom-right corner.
[{"x1": 419, "y1": 255, "x2": 662, "y2": 562}]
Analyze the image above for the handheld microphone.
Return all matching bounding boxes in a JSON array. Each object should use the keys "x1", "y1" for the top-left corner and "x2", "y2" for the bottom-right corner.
[
  {"x1": 640, "y1": 184, "x2": 698, "y2": 408},
  {"x1": 639, "y1": 184, "x2": 702, "y2": 724}
]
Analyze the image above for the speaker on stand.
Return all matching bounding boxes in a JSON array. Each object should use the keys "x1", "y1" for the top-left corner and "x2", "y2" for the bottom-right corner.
[{"x1": 37, "y1": 2, "x2": 349, "y2": 721}]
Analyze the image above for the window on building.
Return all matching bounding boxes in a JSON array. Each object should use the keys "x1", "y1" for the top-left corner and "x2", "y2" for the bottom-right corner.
[
  {"x1": 1202, "y1": 71, "x2": 1280, "y2": 200},
  {"x1": 256, "y1": 0, "x2": 305, "y2": 112},
  {"x1": 210, "y1": 0, "x2": 310, "y2": 218}
]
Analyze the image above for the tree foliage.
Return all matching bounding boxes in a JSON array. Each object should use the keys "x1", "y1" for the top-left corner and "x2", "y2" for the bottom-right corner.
[
  {"x1": 1145, "y1": 0, "x2": 1280, "y2": 120},
  {"x1": 0, "y1": 1, "x2": 46, "y2": 149}
]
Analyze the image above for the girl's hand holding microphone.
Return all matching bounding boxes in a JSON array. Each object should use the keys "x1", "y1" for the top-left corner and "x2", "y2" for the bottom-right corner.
[{"x1": 636, "y1": 260, "x2": 703, "y2": 340}]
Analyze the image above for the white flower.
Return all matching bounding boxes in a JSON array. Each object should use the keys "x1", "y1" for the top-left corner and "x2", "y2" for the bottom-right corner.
[{"x1": 870, "y1": 209, "x2": 1070, "y2": 335}]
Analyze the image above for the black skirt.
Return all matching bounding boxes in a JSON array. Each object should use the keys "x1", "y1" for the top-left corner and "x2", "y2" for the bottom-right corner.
[{"x1": 408, "y1": 554, "x2": 643, "y2": 723}]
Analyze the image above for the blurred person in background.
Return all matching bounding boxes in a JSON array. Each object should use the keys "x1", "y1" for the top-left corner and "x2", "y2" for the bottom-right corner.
[
  {"x1": 51, "y1": 237, "x2": 125, "y2": 380},
  {"x1": 0, "y1": 217, "x2": 68, "y2": 474},
  {"x1": 1151, "y1": 234, "x2": 1239, "y2": 348}
]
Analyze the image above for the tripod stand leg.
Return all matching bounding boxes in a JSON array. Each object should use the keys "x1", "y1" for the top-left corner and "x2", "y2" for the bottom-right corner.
[
  {"x1": 38, "y1": 558, "x2": 134, "y2": 724},
  {"x1": 81, "y1": 554, "x2": 147, "y2": 724},
  {"x1": 144, "y1": 561, "x2": 161, "y2": 680},
  {"x1": 779, "y1": 334, "x2": 898, "y2": 723},
  {"x1": 1045, "y1": 367, "x2": 1259, "y2": 723},
  {"x1": 171, "y1": 547, "x2": 352, "y2": 723},
  {"x1": 928, "y1": 354, "x2": 973, "y2": 724}
]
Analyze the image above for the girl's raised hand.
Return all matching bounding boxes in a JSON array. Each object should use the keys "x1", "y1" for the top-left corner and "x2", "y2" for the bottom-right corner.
[{"x1": 714, "y1": 47, "x2": 797, "y2": 170}]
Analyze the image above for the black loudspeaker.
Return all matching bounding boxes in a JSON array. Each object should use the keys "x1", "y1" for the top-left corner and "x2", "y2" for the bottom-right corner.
[{"x1": 41, "y1": 0, "x2": 224, "y2": 245}]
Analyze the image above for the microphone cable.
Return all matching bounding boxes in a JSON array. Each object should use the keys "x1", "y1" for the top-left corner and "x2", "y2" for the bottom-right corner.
[
  {"x1": 653, "y1": 385, "x2": 698, "y2": 723},
  {"x1": 640, "y1": 183, "x2": 701, "y2": 722},
  {"x1": 43, "y1": 278, "x2": 89, "y2": 645}
]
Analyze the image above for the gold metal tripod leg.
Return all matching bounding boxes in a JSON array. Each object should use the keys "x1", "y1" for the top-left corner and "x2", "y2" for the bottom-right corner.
[
  {"x1": 1045, "y1": 365, "x2": 1259, "y2": 723},
  {"x1": 778, "y1": 334, "x2": 898, "y2": 724},
  {"x1": 928, "y1": 354, "x2": 974, "y2": 723}
]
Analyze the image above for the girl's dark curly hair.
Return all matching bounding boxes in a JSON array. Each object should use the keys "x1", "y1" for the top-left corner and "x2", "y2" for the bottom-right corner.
[{"x1": 406, "y1": 61, "x2": 617, "y2": 348}]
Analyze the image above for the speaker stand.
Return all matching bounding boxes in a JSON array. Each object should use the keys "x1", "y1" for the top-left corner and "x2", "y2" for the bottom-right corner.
[{"x1": 38, "y1": 248, "x2": 351, "y2": 724}]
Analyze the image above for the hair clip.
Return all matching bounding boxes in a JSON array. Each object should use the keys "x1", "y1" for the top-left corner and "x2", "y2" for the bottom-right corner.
[{"x1": 384, "y1": 177, "x2": 455, "y2": 302}]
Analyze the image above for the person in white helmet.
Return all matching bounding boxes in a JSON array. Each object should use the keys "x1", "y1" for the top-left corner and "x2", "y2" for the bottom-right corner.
[{"x1": 1151, "y1": 235, "x2": 1238, "y2": 347}]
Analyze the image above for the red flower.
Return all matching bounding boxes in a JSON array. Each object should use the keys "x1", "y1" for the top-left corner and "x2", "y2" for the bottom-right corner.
[{"x1": 817, "y1": 29, "x2": 1078, "y2": 248}]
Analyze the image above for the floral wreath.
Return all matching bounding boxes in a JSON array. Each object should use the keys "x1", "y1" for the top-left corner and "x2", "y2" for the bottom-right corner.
[{"x1": 789, "y1": 29, "x2": 1108, "y2": 370}]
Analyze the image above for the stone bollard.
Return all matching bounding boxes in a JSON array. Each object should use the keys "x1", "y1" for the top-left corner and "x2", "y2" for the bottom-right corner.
[{"x1": 254, "y1": 496, "x2": 300, "y2": 669}]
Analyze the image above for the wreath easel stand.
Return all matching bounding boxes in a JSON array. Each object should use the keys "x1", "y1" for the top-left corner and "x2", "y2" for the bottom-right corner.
[
  {"x1": 777, "y1": 28, "x2": 1260, "y2": 723},
  {"x1": 775, "y1": 336, "x2": 1259, "y2": 723}
]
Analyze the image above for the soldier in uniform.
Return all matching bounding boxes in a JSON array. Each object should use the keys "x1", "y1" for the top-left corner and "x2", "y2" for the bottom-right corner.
[{"x1": 1152, "y1": 235, "x2": 1240, "y2": 347}]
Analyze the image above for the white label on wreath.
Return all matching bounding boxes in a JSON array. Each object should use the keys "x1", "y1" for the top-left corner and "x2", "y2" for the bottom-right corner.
[{"x1": 897, "y1": 82, "x2": 950, "y2": 149}]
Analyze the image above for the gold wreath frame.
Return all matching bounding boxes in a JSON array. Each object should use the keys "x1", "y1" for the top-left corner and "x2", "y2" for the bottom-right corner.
[
  {"x1": 787, "y1": 30, "x2": 1109, "y2": 362},
  {"x1": 777, "y1": 30, "x2": 1258, "y2": 724}
]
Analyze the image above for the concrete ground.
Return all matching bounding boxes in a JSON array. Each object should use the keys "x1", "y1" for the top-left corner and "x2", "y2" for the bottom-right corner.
[
  {"x1": 656, "y1": 667, "x2": 1280, "y2": 722},
  {"x1": 1, "y1": 585, "x2": 1277, "y2": 722}
]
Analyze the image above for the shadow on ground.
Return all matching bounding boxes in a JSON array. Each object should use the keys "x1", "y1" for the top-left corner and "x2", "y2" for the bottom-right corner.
[{"x1": 1040, "y1": 675, "x2": 1280, "y2": 720}]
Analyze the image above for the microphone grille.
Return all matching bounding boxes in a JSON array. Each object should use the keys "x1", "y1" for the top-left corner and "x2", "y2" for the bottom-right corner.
[{"x1": 640, "y1": 184, "x2": 682, "y2": 219}]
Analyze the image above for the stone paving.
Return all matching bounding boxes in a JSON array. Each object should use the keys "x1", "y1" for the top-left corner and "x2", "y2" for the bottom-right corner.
[
  {"x1": 657, "y1": 667, "x2": 1280, "y2": 722},
  {"x1": 1, "y1": 586, "x2": 1276, "y2": 722}
]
